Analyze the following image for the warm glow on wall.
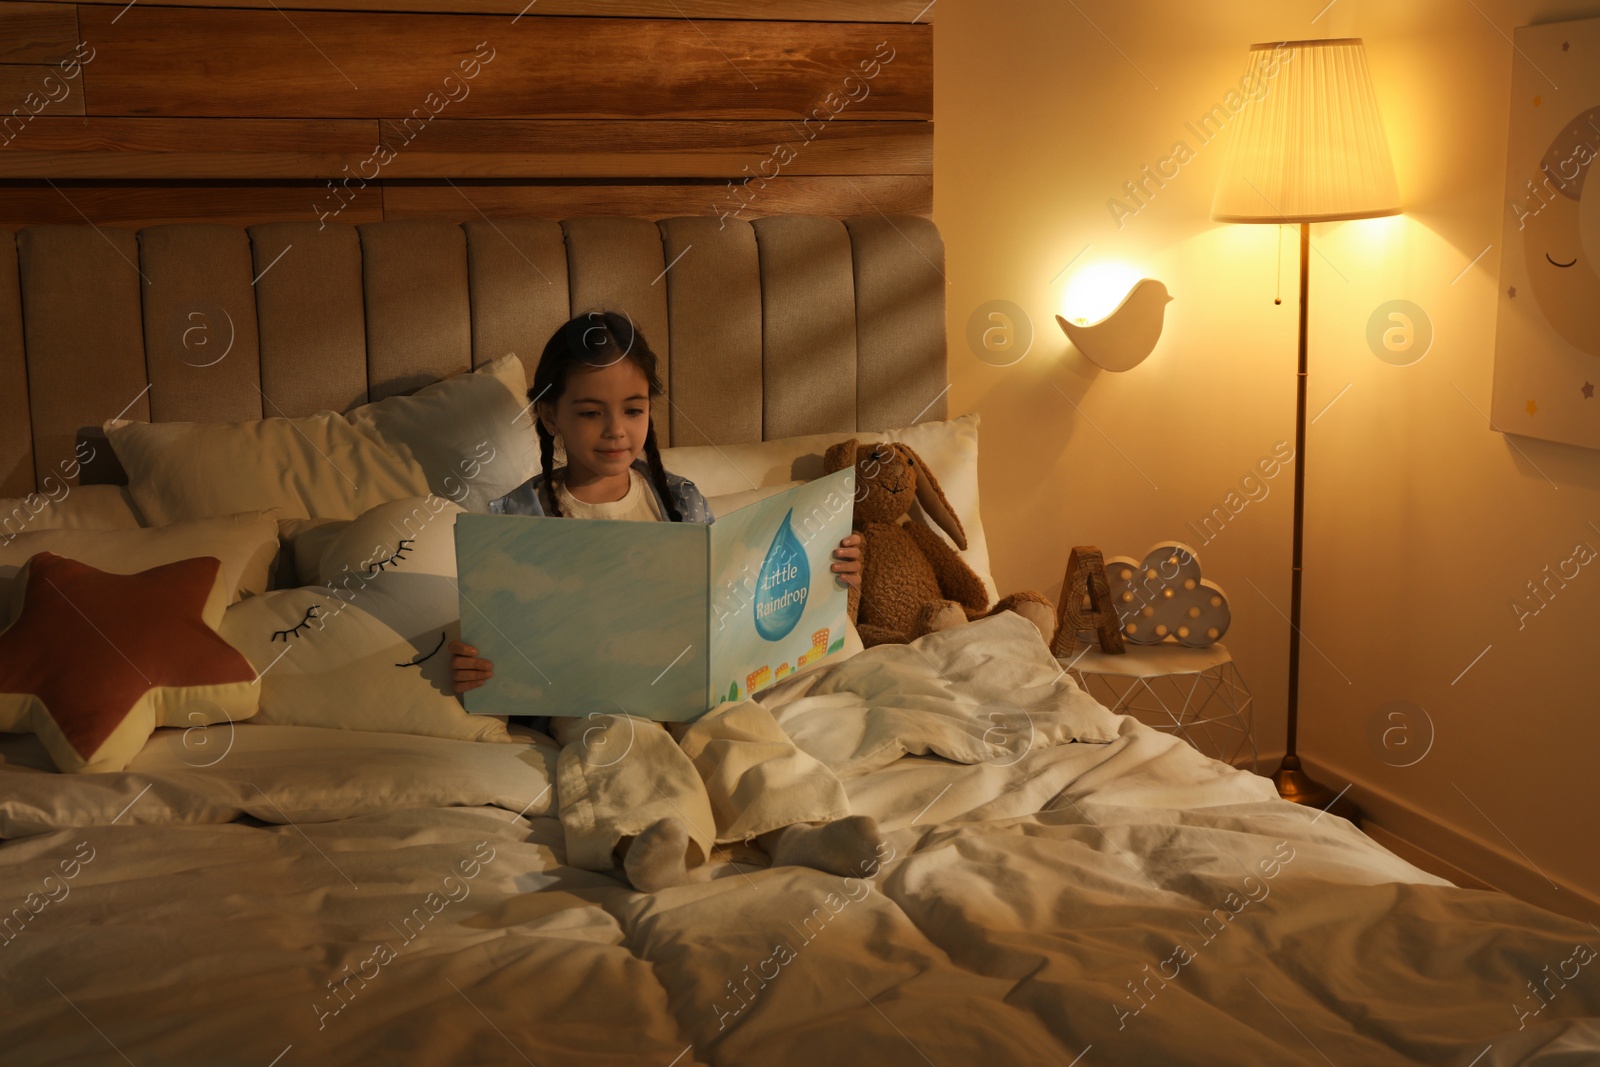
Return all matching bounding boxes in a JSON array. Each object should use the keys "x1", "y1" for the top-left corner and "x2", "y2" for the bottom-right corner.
[
  {"x1": 1059, "y1": 262, "x2": 1144, "y2": 326},
  {"x1": 1335, "y1": 213, "x2": 1407, "y2": 257},
  {"x1": 1056, "y1": 268, "x2": 1173, "y2": 372}
]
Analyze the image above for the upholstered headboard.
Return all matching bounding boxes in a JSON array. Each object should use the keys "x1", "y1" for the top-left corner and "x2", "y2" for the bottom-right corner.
[{"x1": 0, "y1": 214, "x2": 947, "y2": 498}]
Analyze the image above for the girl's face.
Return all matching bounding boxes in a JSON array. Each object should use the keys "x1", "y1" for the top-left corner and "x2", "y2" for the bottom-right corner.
[{"x1": 536, "y1": 359, "x2": 652, "y2": 481}]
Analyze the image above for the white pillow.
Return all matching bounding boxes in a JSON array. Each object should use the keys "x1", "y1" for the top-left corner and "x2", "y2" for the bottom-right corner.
[
  {"x1": 220, "y1": 497, "x2": 510, "y2": 744},
  {"x1": 1, "y1": 485, "x2": 144, "y2": 540},
  {"x1": 345, "y1": 353, "x2": 539, "y2": 514},
  {"x1": 0, "y1": 512, "x2": 282, "y2": 628},
  {"x1": 276, "y1": 516, "x2": 350, "y2": 588},
  {"x1": 704, "y1": 481, "x2": 803, "y2": 518},
  {"x1": 663, "y1": 432, "x2": 839, "y2": 495},
  {"x1": 105, "y1": 413, "x2": 428, "y2": 527},
  {"x1": 664, "y1": 414, "x2": 998, "y2": 602},
  {"x1": 105, "y1": 357, "x2": 538, "y2": 527}
]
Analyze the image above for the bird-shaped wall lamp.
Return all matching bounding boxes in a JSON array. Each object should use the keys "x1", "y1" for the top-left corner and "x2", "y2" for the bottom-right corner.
[{"x1": 1056, "y1": 278, "x2": 1172, "y2": 372}]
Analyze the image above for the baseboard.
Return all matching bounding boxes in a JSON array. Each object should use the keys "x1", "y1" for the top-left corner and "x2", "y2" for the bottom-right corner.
[
  {"x1": 1358, "y1": 823, "x2": 1497, "y2": 893},
  {"x1": 1242, "y1": 751, "x2": 1600, "y2": 925}
]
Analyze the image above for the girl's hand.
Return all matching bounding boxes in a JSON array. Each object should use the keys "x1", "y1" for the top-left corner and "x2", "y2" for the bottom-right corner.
[
  {"x1": 450, "y1": 640, "x2": 494, "y2": 694},
  {"x1": 831, "y1": 533, "x2": 862, "y2": 589}
]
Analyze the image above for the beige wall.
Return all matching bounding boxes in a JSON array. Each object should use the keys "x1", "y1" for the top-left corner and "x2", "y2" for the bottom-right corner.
[{"x1": 937, "y1": 0, "x2": 1600, "y2": 907}]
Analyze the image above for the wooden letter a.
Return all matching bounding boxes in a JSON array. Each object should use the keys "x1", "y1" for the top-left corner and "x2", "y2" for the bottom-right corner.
[{"x1": 1051, "y1": 546, "x2": 1125, "y2": 656}]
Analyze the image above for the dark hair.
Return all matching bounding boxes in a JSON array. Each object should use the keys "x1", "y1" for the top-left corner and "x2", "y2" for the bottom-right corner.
[{"x1": 528, "y1": 310, "x2": 682, "y2": 522}]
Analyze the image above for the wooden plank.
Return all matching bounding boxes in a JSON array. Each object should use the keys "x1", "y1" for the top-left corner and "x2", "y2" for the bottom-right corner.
[
  {"x1": 0, "y1": 2, "x2": 79, "y2": 64},
  {"x1": 78, "y1": 8, "x2": 930, "y2": 120},
  {"x1": 376, "y1": 119, "x2": 932, "y2": 178},
  {"x1": 0, "y1": 175, "x2": 924, "y2": 230},
  {"x1": 36, "y1": 0, "x2": 933, "y2": 22},
  {"x1": 0, "y1": 181, "x2": 383, "y2": 230},
  {"x1": 0, "y1": 65, "x2": 85, "y2": 141},
  {"x1": 381, "y1": 175, "x2": 932, "y2": 221},
  {"x1": 0, "y1": 117, "x2": 380, "y2": 177},
  {"x1": 0, "y1": 117, "x2": 931, "y2": 178}
]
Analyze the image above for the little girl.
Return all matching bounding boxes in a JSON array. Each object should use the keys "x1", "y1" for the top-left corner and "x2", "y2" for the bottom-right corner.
[{"x1": 450, "y1": 311, "x2": 882, "y2": 892}]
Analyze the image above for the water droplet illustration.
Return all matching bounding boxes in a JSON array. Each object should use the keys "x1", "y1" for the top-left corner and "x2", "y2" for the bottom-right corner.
[{"x1": 754, "y1": 508, "x2": 810, "y2": 641}]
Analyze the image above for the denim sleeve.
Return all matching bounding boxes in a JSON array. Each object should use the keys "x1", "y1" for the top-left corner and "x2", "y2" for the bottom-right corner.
[
  {"x1": 488, "y1": 478, "x2": 546, "y2": 517},
  {"x1": 676, "y1": 480, "x2": 713, "y2": 524}
]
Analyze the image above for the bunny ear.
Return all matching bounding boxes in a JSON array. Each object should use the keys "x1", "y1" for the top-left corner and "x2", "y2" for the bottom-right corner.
[
  {"x1": 823, "y1": 438, "x2": 859, "y2": 475},
  {"x1": 902, "y1": 444, "x2": 967, "y2": 550}
]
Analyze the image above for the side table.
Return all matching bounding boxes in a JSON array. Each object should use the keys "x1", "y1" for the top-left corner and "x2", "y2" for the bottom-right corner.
[{"x1": 1059, "y1": 642, "x2": 1257, "y2": 770}]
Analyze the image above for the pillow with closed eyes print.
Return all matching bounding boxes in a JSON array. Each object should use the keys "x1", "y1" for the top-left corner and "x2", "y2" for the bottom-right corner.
[{"x1": 218, "y1": 497, "x2": 511, "y2": 744}]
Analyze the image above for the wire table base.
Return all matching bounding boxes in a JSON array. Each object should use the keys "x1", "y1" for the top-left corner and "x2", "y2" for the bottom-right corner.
[{"x1": 1061, "y1": 643, "x2": 1257, "y2": 772}]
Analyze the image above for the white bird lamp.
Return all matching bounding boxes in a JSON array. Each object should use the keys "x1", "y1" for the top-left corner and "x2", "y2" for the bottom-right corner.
[{"x1": 1056, "y1": 278, "x2": 1172, "y2": 372}]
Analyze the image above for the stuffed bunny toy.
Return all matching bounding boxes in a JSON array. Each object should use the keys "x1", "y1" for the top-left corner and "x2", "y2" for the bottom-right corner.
[{"x1": 823, "y1": 438, "x2": 1056, "y2": 647}]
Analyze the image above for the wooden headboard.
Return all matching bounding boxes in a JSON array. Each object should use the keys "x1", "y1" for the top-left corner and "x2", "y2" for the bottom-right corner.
[
  {"x1": 0, "y1": 0, "x2": 941, "y2": 497},
  {"x1": 0, "y1": 213, "x2": 949, "y2": 498},
  {"x1": 0, "y1": 1, "x2": 933, "y2": 229}
]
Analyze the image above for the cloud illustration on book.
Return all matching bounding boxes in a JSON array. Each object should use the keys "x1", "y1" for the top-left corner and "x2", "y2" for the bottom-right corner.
[
  {"x1": 471, "y1": 548, "x2": 584, "y2": 603},
  {"x1": 619, "y1": 541, "x2": 661, "y2": 570},
  {"x1": 497, "y1": 675, "x2": 548, "y2": 704},
  {"x1": 494, "y1": 627, "x2": 696, "y2": 707}
]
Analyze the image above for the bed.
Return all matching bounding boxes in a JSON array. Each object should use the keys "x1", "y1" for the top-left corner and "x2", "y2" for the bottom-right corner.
[{"x1": 2, "y1": 215, "x2": 1598, "y2": 1067}]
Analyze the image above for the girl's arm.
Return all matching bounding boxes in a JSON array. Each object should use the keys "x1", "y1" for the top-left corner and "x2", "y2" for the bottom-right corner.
[{"x1": 449, "y1": 640, "x2": 493, "y2": 694}]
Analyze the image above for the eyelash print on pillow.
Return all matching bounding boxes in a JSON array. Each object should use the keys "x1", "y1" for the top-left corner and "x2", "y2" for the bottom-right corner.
[
  {"x1": 363, "y1": 538, "x2": 415, "y2": 577},
  {"x1": 271, "y1": 604, "x2": 321, "y2": 642},
  {"x1": 396, "y1": 631, "x2": 447, "y2": 669}
]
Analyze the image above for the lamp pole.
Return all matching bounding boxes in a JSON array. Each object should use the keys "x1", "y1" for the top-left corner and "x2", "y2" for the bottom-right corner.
[{"x1": 1271, "y1": 221, "x2": 1359, "y2": 823}]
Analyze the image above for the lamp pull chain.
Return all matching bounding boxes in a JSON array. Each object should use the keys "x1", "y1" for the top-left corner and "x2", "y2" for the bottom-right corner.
[{"x1": 1274, "y1": 224, "x2": 1284, "y2": 305}]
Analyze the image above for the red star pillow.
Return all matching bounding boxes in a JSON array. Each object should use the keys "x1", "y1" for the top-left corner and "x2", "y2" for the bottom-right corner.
[{"x1": 0, "y1": 552, "x2": 259, "y2": 774}]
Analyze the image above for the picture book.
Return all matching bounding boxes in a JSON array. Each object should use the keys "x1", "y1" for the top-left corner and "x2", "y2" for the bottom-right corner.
[{"x1": 454, "y1": 466, "x2": 856, "y2": 722}]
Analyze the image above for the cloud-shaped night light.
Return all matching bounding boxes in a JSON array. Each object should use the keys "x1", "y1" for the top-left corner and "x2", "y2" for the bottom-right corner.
[{"x1": 1104, "y1": 541, "x2": 1230, "y2": 647}]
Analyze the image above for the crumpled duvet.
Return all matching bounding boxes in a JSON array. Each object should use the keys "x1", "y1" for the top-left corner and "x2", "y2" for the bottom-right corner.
[
  {"x1": 756, "y1": 613, "x2": 1122, "y2": 777},
  {"x1": 1, "y1": 614, "x2": 1594, "y2": 1066}
]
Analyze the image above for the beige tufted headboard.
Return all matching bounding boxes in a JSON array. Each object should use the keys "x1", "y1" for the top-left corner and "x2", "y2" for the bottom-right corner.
[{"x1": 0, "y1": 214, "x2": 948, "y2": 499}]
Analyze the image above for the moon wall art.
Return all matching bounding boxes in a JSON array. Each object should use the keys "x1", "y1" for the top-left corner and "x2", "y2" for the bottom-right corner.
[{"x1": 1493, "y1": 16, "x2": 1600, "y2": 451}]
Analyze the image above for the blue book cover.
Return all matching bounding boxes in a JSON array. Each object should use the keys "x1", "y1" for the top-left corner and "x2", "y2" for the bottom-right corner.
[{"x1": 454, "y1": 466, "x2": 856, "y2": 722}]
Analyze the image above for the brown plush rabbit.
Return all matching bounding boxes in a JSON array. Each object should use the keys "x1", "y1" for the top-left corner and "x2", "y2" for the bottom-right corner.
[{"x1": 823, "y1": 439, "x2": 1056, "y2": 647}]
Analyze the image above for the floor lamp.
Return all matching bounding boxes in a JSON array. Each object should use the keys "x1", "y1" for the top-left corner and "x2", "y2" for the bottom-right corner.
[{"x1": 1212, "y1": 39, "x2": 1401, "y2": 821}]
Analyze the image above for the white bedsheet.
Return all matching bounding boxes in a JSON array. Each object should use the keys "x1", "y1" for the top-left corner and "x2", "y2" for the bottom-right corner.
[
  {"x1": 2, "y1": 615, "x2": 1594, "y2": 1066},
  {"x1": 0, "y1": 722, "x2": 559, "y2": 836}
]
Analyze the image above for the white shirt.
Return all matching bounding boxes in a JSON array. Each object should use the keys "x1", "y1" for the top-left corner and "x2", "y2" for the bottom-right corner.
[{"x1": 553, "y1": 468, "x2": 664, "y2": 522}]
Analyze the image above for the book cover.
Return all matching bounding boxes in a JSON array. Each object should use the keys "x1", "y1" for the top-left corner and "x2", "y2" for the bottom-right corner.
[{"x1": 454, "y1": 466, "x2": 856, "y2": 721}]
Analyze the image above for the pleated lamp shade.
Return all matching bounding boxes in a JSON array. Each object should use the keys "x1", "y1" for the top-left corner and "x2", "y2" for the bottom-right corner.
[{"x1": 1212, "y1": 38, "x2": 1401, "y2": 223}]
